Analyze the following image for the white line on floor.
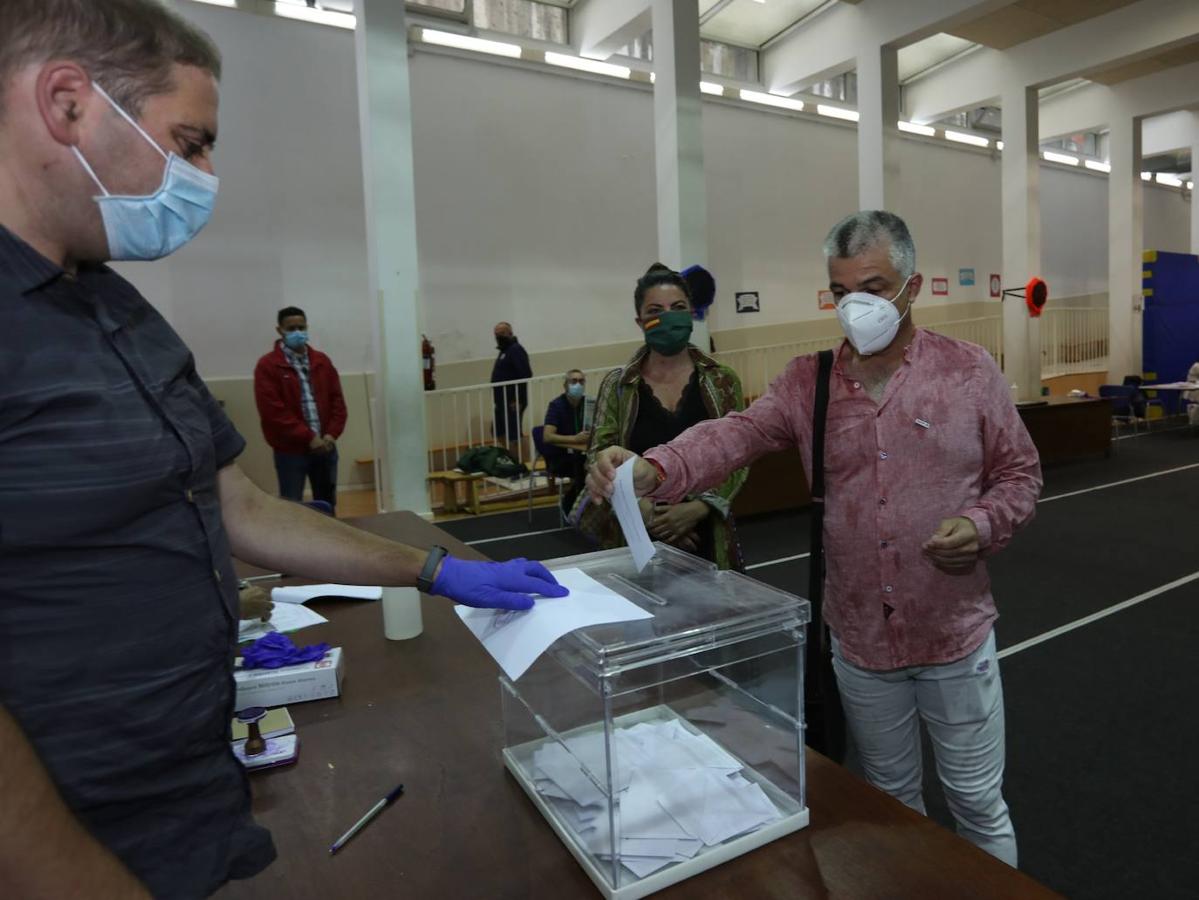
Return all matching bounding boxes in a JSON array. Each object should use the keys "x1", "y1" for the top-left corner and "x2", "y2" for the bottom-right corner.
[
  {"x1": 745, "y1": 552, "x2": 811, "y2": 570},
  {"x1": 1038, "y1": 461, "x2": 1199, "y2": 503},
  {"x1": 998, "y1": 569, "x2": 1199, "y2": 659},
  {"x1": 466, "y1": 526, "x2": 569, "y2": 546}
]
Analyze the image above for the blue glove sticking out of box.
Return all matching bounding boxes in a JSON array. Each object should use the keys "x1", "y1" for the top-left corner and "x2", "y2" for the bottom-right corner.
[
  {"x1": 242, "y1": 632, "x2": 331, "y2": 670},
  {"x1": 433, "y1": 557, "x2": 569, "y2": 611}
]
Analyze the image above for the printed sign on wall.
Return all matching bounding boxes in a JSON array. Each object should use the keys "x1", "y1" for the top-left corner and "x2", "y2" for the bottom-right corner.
[
  {"x1": 959, "y1": 268, "x2": 975, "y2": 286},
  {"x1": 989, "y1": 274, "x2": 1002, "y2": 298},
  {"x1": 817, "y1": 290, "x2": 836, "y2": 311},
  {"x1": 931, "y1": 277, "x2": 949, "y2": 296},
  {"x1": 735, "y1": 291, "x2": 761, "y2": 313}
]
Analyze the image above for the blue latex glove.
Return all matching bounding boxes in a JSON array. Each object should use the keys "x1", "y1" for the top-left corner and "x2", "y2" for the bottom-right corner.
[
  {"x1": 431, "y1": 556, "x2": 569, "y2": 610},
  {"x1": 242, "y1": 632, "x2": 330, "y2": 669}
]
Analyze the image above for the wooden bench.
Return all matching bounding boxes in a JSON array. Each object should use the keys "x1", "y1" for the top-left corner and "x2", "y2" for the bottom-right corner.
[{"x1": 426, "y1": 469, "x2": 487, "y2": 515}]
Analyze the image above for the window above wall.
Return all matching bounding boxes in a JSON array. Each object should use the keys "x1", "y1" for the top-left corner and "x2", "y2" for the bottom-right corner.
[
  {"x1": 613, "y1": 32, "x2": 759, "y2": 83},
  {"x1": 406, "y1": 0, "x2": 469, "y2": 16},
  {"x1": 701, "y1": 40, "x2": 758, "y2": 82},
  {"x1": 472, "y1": 0, "x2": 568, "y2": 44}
]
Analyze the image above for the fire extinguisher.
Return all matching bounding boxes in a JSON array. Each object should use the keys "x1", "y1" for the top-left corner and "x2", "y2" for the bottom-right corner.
[{"x1": 421, "y1": 335, "x2": 436, "y2": 391}]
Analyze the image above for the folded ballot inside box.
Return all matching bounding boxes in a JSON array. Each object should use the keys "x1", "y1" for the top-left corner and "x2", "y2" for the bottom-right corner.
[
  {"x1": 500, "y1": 544, "x2": 811, "y2": 900},
  {"x1": 234, "y1": 646, "x2": 343, "y2": 708}
]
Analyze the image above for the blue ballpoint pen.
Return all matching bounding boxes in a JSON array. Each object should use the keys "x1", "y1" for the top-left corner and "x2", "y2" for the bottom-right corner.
[{"x1": 329, "y1": 784, "x2": 404, "y2": 855}]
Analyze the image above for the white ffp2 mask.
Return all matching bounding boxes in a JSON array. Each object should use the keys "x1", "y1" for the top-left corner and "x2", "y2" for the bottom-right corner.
[{"x1": 835, "y1": 276, "x2": 913, "y2": 356}]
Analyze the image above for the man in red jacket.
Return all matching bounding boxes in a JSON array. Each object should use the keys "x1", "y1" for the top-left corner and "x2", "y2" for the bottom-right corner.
[{"x1": 254, "y1": 306, "x2": 347, "y2": 511}]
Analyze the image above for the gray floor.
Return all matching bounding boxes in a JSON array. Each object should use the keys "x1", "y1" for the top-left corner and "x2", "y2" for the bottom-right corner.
[{"x1": 438, "y1": 428, "x2": 1199, "y2": 899}]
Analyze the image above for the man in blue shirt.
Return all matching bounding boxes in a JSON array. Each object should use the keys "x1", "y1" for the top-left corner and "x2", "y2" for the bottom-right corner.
[
  {"x1": 0, "y1": 3, "x2": 564, "y2": 898},
  {"x1": 542, "y1": 369, "x2": 591, "y2": 514}
]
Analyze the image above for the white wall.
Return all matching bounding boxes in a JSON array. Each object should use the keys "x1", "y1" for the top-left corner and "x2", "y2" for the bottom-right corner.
[
  {"x1": 118, "y1": 3, "x2": 372, "y2": 379},
  {"x1": 134, "y1": 3, "x2": 1191, "y2": 383},
  {"x1": 1041, "y1": 163, "x2": 1109, "y2": 301},
  {"x1": 409, "y1": 53, "x2": 657, "y2": 364},
  {"x1": 1144, "y1": 186, "x2": 1194, "y2": 254}
]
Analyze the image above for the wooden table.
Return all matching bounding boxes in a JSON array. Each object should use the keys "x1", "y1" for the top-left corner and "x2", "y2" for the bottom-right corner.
[
  {"x1": 1017, "y1": 396, "x2": 1112, "y2": 465},
  {"x1": 218, "y1": 512, "x2": 1058, "y2": 900}
]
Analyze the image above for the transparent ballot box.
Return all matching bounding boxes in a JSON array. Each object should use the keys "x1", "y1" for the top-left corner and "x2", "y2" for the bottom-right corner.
[{"x1": 501, "y1": 544, "x2": 811, "y2": 900}]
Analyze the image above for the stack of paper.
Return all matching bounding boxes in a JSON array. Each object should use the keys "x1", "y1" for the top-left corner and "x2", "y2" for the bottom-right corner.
[
  {"x1": 236, "y1": 582, "x2": 380, "y2": 644},
  {"x1": 529, "y1": 718, "x2": 783, "y2": 879},
  {"x1": 271, "y1": 583, "x2": 382, "y2": 604},
  {"x1": 237, "y1": 602, "x2": 328, "y2": 644}
]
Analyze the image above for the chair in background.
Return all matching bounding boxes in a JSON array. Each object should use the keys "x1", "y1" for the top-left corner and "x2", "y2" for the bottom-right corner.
[
  {"x1": 1121, "y1": 375, "x2": 1164, "y2": 425},
  {"x1": 527, "y1": 425, "x2": 566, "y2": 526},
  {"x1": 1099, "y1": 385, "x2": 1141, "y2": 437}
]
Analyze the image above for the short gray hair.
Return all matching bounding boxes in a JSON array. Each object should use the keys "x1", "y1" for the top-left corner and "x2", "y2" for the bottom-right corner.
[
  {"x1": 564, "y1": 369, "x2": 585, "y2": 382},
  {"x1": 822, "y1": 210, "x2": 916, "y2": 279},
  {"x1": 0, "y1": 0, "x2": 222, "y2": 118}
]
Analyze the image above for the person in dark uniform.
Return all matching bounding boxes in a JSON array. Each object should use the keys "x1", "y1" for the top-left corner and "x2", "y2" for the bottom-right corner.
[
  {"x1": 491, "y1": 320, "x2": 532, "y2": 457},
  {"x1": 0, "y1": 3, "x2": 564, "y2": 898}
]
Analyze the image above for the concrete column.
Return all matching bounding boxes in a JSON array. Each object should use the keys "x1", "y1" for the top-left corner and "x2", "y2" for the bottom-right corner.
[
  {"x1": 354, "y1": 0, "x2": 430, "y2": 515},
  {"x1": 651, "y1": 0, "x2": 711, "y2": 345},
  {"x1": 857, "y1": 44, "x2": 899, "y2": 211},
  {"x1": 1000, "y1": 82, "x2": 1041, "y2": 400},
  {"x1": 1108, "y1": 111, "x2": 1144, "y2": 380},
  {"x1": 1191, "y1": 112, "x2": 1199, "y2": 256}
]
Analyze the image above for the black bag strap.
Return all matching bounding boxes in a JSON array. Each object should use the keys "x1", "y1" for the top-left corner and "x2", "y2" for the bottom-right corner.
[{"x1": 808, "y1": 349, "x2": 834, "y2": 651}]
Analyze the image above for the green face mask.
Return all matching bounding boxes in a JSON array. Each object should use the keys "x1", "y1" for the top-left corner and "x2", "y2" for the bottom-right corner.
[{"x1": 642, "y1": 309, "x2": 693, "y2": 356}]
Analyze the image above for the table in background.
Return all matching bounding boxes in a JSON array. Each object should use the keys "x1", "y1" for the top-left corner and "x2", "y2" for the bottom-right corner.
[
  {"x1": 218, "y1": 512, "x2": 1059, "y2": 900},
  {"x1": 1017, "y1": 396, "x2": 1112, "y2": 465}
]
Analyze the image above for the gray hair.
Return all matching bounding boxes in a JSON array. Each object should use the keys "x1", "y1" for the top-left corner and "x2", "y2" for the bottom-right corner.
[
  {"x1": 0, "y1": 0, "x2": 222, "y2": 118},
  {"x1": 822, "y1": 210, "x2": 916, "y2": 279},
  {"x1": 563, "y1": 369, "x2": 585, "y2": 382}
]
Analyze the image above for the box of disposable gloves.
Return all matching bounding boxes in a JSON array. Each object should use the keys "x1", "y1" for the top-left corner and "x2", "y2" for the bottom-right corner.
[{"x1": 234, "y1": 646, "x2": 344, "y2": 708}]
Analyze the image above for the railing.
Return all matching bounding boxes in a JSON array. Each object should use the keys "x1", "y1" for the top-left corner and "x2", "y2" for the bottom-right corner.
[
  {"x1": 712, "y1": 337, "x2": 841, "y2": 399},
  {"x1": 418, "y1": 310, "x2": 1109, "y2": 506},
  {"x1": 924, "y1": 315, "x2": 1004, "y2": 361},
  {"x1": 423, "y1": 366, "x2": 617, "y2": 474},
  {"x1": 1039, "y1": 307, "x2": 1109, "y2": 378}
]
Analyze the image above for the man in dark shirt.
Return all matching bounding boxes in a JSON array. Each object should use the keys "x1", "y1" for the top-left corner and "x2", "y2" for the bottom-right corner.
[
  {"x1": 542, "y1": 369, "x2": 591, "y2": 514},
  {"x1": 0, "y1": 3, "x2": 564, "y2": 898},
  {"x1": 491, "y1": 320, "x2": 532, "y2": 457}
]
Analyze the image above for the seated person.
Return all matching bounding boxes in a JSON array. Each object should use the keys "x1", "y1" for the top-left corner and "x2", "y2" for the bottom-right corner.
[
  {"x1": 576, "y1": 263, "x2": 747, "y2": 569},
  {"x1": 543, "y1": 369, "x2": 591, "y2": 513}
]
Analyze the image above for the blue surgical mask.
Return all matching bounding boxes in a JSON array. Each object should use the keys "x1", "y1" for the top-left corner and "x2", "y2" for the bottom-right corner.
[
  {"x1": 71, "y1": 82, "x2": 219, "y2": 261},
  {"x1": 283, "y1": 331, "x2": 309, "y2": 350},
  {"x1": 567, "y1": 383, "x2": 585, "y2": 399}
]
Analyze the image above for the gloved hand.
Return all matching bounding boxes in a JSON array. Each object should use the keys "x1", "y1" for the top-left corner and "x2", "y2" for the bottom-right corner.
[{"x1": 431, "y1": 556, "x2": 569, "y2": 610}]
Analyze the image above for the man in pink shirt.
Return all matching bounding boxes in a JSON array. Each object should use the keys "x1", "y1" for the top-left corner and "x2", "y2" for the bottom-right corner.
[{"x1": 588, "y1": 211, "x2": 1041, "y2": 866}]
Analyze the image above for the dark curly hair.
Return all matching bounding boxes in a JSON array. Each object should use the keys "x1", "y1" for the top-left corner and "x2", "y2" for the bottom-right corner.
[{"x1": 633, "y1": 262, "x2": 691, "y2": 315}]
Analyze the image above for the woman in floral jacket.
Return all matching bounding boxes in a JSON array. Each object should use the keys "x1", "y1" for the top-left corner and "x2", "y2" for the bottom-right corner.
[{"x1": 573, "y1": 263, "x2": 747, "y2": 570}]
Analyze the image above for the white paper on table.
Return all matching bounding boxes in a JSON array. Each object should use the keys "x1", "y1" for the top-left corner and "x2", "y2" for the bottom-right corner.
[
  {"x1": 612, "y1": 458, "x2": 656, "y2": 571},
  {"x1": 237, "y1": 602, "x2": 329, "y2": 643},
  {"x1": 271, "y1": 583, "x2": 382, "y2": 604},
  {"x1": 454, "y1": 567, "x2": 653, "y2": 680}
]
